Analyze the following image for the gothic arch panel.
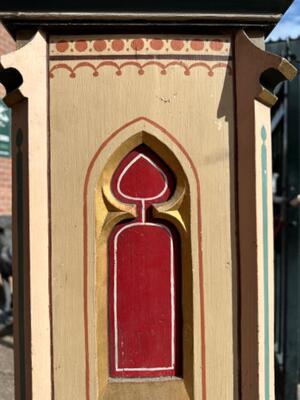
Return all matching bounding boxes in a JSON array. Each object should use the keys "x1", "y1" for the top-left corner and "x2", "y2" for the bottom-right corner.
[{"x1": 83, "y1": 118, "x2": 205, "y2": 399}]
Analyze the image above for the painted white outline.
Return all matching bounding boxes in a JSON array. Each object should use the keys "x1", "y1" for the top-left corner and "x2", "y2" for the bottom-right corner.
[
  {"x1": 114, "y1": 223, "x2": 175, "y2": 372},
  {"x1": 117, "y1": 153, "x2": 169, "y2": 201},
  {"x1": 113, "y1": 153, "x2": 175, "y2": 372}
]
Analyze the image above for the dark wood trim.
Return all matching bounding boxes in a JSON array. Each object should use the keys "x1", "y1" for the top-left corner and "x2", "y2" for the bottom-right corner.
[
  {"x1": 11, "y1": 99, "x2": 32, "y2": 400},
  {"x1": 3, "y1": 25, "x2": 278, "y2": 42},
  {"x1": 231, "y1": 31, "x2": 242, "y2": 400},
  {"x1": 0, "y1": 12, "x2": 283, "y2": 22},
  {"x1": 49, "y1": 54, "x2": 232, "y2": 62}
]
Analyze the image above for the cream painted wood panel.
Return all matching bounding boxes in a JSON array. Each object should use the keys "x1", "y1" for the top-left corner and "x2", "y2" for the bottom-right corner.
[{"x1": 49, "y1": 35, "x2": 237, "y2": 400}]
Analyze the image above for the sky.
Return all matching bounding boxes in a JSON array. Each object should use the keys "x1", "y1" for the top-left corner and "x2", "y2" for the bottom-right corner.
[{"x1": 268, "y1": 0, "x2": 300, "y2": 41}]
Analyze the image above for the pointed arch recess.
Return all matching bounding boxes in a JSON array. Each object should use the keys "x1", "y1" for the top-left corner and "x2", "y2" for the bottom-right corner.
[{"x1": 83, "y1": 117, "x2": 206, "y2": 399}]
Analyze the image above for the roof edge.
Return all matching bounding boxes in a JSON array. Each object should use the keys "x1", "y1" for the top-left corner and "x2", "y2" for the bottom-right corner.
[{"x1": 0, "y1": 12, "x2": 283, "y2": 23}]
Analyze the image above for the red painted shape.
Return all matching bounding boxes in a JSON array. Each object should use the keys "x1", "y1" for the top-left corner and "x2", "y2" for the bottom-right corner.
[
  {"x1": 170, "y1": 39, "x2": 185, "y2": 51},
  {"x1": 191, "y1": 39, "x2": 205, "y2": 51},
  {"x1": 210, "y1": 39, "x2": 224, "y2": 51},
  {"x1": 109, "y1": 146, "x2": 181, "y2": 378},
  {"x1": 131, "y1": 38, "x2": 144, "y2": 51},
  {"x1": 93, "y1": 39, "x2": 107, "y2": 52},
  {"x1": 150, "y1": 39, "x2": 164, "y2": 50},
  {"x1": 118, "y1": 155, "x2": 168, "y2": 200},
  {"x1": 55, "y1": 40, "x2": 68, "y2": 52},
  {"x1": 75, "y1": 40, "x2": 88, "y2": 52},
  {"x1": 112, "y1": 39, "x2": 125, "y2": 52}
]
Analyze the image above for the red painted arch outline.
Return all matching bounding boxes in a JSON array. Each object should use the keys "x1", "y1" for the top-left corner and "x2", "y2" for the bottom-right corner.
[
  {"x1": 83, "y1": 116, "x2": 206, "y2": 399},
  {"x1": 50, "y1": 60, "x2": 232, "y2": 78}
]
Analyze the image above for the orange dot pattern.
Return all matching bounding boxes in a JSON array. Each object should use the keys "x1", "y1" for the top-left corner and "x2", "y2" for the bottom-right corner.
[{"x1": 53, "y1": 38, "x2": 230, "y2": 55}]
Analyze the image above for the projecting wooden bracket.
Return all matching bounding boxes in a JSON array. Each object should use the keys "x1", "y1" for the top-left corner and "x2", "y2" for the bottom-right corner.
[{"x1": 235, "y1": 30, "x2": 297, "y2": 107}]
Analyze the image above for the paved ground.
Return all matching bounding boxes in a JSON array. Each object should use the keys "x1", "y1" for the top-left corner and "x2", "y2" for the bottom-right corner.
[{"x1": 0, "y1": 331, "x2": 14, "y2": 400}]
